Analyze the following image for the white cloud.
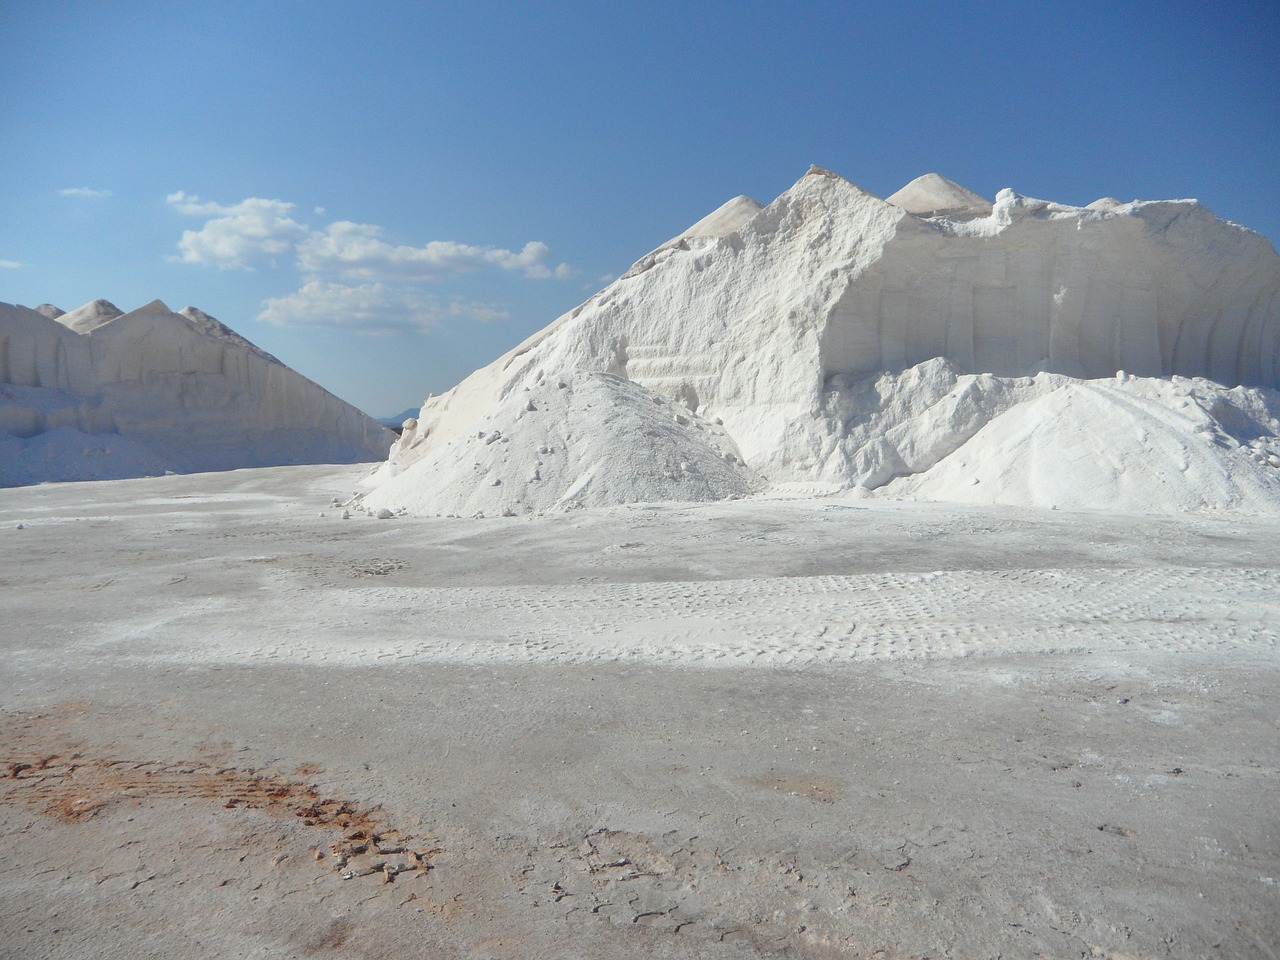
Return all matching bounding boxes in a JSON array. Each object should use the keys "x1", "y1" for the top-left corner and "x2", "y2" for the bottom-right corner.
[
  {"x1": 297, "y1": 221, "x2": 573, "y2": 281},
  {"x1": 167, "y1": 191, "x2": 309, "y2": 269},
  {"x1": 168, "y1": 191, "x2": 574, "y2": 282},
  {"x1": 169, "y1": 190, "x2": 575, "y2": 333},
  {"x1": 0, "y1": 259, "x2": 20, "y2": 269},
  {"x1": 257, "y1": 280, "x2": 509, "y2": 334},
  {"x1": 59, "y1": 187, "x2": 112, "y2": 198}
]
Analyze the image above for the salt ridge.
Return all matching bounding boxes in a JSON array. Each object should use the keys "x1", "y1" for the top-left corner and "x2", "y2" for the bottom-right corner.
[{"x1": 0, "y1": 299, "x2": 394, "y2": 485}]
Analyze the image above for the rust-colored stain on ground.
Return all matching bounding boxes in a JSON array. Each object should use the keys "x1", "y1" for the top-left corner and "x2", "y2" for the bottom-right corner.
[{"x1": 1, "y1": 711, "x2": 440, "y2": 884}]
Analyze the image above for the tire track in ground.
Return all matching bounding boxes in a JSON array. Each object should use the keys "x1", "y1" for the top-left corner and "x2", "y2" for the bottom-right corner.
[
  {"x1": 129, "y1": 566, "x2": 1280, "y2": 668},
  {"x1": 340, "y1": 567, "x2": 1280, "y2": 663}
]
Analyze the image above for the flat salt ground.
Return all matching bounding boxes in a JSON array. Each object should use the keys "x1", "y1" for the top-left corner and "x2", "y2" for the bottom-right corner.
[
  {"x1": 2, "y1": 464, "x2": 1279, "y2": 958},
  {"x1": 3, "y1": 465, "x2": 1276, "y2": 670}
]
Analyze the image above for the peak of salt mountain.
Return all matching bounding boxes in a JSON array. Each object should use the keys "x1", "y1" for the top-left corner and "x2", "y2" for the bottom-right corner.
[{"x1": 360, "y1": 166, "x2": 1280, "y2": 515}]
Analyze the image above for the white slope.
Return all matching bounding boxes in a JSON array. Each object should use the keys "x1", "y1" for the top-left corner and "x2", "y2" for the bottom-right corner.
[
  {"x1": 34, "y1": 304, "x2": 65, "y2": 320},
  {"x1": 885, "y1": 172, "x2": 991, "y2": 215},
  {"x1": 56, "y1": 297, "x2": 123, "y2": 333},
  {"x1": 179, "y1": 305, "x2": 282, "y2": 365},
  {"x1": 368, "y1": 165, "x2": 1280, "y2": 515},
  {"x1": 0, "y1": 299, "x2": 395, "y2": 485},
  {"x1": 363, "y1": 371, "x2": 761, "y2": 516}
]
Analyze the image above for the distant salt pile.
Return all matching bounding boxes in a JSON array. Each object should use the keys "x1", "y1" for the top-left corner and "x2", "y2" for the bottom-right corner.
[
  {"x1": 362, "y1": 371, "x2": 761, "y2": 516},
  {"x1": 0, "y1": 299, "x2": 394, "y2": 485},
  {"x1": 364, "y1": 165, "x2": 1280, "y2": 515}
]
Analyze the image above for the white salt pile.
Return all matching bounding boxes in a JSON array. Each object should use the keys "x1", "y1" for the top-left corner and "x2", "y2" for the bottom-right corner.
[
  {"x1": 364, "y1": 371, "x2": 760, "y2": 516},
  {"x1": 362, "y1": 165, "x2": 1280, "y2": 517},
  {"x1": 0, "y1": 299, "x2": 394, "y2": 486},
  {"x1": 834, "y1": 360, "x2": 1280, "y2": 514}
]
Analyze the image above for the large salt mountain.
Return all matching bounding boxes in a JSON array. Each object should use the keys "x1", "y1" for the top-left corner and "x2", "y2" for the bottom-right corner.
[
  {"x1": 364, "y1": 166, "x2": 1280, "y2": 516},
  {"x1": 0, "y1": 299, "x2": 394, "y2": 485}
]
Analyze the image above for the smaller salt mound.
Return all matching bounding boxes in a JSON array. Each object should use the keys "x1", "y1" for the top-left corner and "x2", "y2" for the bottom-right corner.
[
  {"x1": 668, "y1": 194, "x2": 765, "y2": 243},
  {"x1": 56, "y1": 298, "x2": 124, "y2": 334},
  {"x1": 359, "y1": 371, "x2": 762, "y2": 516},
  {"x1": 886, "y1": 375, "x2": 1280, "y2": 514},
  {"x1": 1, "y1": 298, "x2": 394, "y2": 485},
  {"x1": 886, "y1": 173, "x2": 991, "y2": 216},
  {"x1": 620, "y1": 194, "x2": 764, "y2": 281},
  {"x1": 1086, "y1": 197, "x2": 1123, "y2": 212}
]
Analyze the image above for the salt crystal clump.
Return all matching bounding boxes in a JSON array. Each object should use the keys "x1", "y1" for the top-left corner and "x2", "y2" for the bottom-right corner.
[{"x1": 0, "y1": 299, "x2": 394, "y2": 486}]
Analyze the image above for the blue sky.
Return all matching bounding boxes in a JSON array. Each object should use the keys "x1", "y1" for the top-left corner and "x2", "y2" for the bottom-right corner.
[{"x1": 2, "y1": 1, "x2": 1277, "y2": 417}]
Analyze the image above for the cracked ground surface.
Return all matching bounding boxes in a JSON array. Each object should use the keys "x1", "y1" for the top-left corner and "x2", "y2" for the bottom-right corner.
[{"x1": 2, "y1": 464, "x2": 1278, "y2": 958}]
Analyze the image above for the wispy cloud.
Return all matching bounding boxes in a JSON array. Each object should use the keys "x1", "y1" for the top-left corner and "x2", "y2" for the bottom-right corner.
[
  {"x1": 258, "y1": 280, "x2": 509, "y2": 335},
  {"x1": 166, "y1": 192, "x2": 310, "y2": 269},
  {"x1": 169, "y1": 191, "x2": 574, "y2": 282},
  {"x1": 0, "y1": 259, "x2": 21, "y2": 269},
  {"x1": 297, "y1": 221, "x2": 573, "y2": 281},
  {"x1": 171, "y1": 189, "x2": 574, "y2": 333},
  {"x1": 59, "y1": 187, "x2": 112, "y2": 199}
]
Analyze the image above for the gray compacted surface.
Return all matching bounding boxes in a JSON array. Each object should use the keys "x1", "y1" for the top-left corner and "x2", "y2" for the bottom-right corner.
[{"x1": 1, "y1": 465, "x2": 1277, "y2": 959}]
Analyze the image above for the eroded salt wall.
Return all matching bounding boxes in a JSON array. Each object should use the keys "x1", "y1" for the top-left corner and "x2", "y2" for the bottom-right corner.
[{"x1": 820, "y1": 191, "x2": 1279, "y2": 388}]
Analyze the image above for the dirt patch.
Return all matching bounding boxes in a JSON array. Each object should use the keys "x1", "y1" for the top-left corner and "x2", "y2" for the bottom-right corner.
[
  {"x1": 302, "y1": 918, "x2": 354, "y2": 953},
  {"x1": 350, "y1": 557, "x2": 406, "y2": 577}
]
